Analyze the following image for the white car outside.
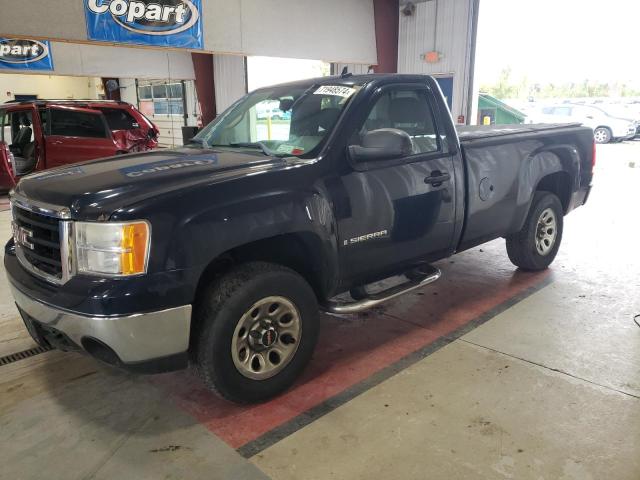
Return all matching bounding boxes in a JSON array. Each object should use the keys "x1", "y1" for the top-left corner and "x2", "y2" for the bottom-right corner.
[
  {"x1": 526, "y1": 104, "x2": 636, "y2": 143},
  {"x1": 597, "y1": 103, "x2": 640, "y2": 138}
]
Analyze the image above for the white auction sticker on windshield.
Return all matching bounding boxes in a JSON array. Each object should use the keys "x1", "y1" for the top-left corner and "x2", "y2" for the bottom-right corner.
[
  {"x1": 314, "y1": 85, "x2": 356, "y2": 98},
  {"x1": 276, "y1": 144, "x2": 295, "y2": 154}
]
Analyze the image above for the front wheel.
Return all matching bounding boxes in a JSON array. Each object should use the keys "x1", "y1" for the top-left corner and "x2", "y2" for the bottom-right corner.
[
  {"x1": 593, "y1": 127, "x2": 612, "y2": 144},
  {"x1": 506, "y1": 191, "x2": 564, "y2": 271},
  {"x1": 194, "y1": 262, "x2": 319, "y2": 403}
]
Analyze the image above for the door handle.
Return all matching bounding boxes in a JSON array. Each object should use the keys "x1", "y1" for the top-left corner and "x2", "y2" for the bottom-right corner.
[{"x1": 424, "y1": 171, "x2": 451, "y2": 186}]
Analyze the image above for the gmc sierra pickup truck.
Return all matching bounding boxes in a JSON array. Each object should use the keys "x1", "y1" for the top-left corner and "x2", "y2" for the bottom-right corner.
[{"x1": 5, "y1": 74, "x2": 594, "y2": 403}]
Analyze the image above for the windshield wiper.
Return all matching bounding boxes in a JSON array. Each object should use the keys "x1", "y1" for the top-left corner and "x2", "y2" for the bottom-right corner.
[{"x1": 228, "y1": 142, "x2": 273, "y2": 156}]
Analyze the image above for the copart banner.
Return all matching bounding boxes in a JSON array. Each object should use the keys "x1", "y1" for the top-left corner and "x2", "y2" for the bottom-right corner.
[
  {"x1": 84, "y1": 0, "x2": 203, "y2": 49},
  {"x1": 0, "y1": 39, "x2": 54, "y2": 71}
]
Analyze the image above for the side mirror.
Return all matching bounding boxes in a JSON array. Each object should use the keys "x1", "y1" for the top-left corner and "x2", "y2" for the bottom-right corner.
[{"x1": 348, "y1": 128, "x2": 413, "y2": 162}]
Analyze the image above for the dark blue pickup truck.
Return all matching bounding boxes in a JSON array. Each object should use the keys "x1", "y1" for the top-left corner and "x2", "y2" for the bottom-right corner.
[{"x1": 5, "y1": 74, "x2": 594, "y2": 403}]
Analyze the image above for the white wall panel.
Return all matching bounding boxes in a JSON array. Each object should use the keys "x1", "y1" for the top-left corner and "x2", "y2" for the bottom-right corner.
[
  {"x1": 398, "y1": 0, "x2": 477, "y2": 123},
  {"x1": 47, "y1": 43, "x2": 195, "y2": 80},
  {"x1": 0, "y1": 74, "x2": 96, "y2": 100},
  {"x1": 0, "y1": 0, "x2": 377, "y2": 64},
  {"x1": 239, "y1": 0, "x2": 376, "y2": 63},
  {"x1": 0, "y1": 43, "x2": 194, "y2": 80},
  {"x1": 0, "y1": 0, "x2": 87, "y2": 41}
]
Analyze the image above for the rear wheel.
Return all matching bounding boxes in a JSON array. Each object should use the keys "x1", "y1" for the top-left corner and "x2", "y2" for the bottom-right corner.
[
  {"x1": 593, "y1": 127, "x2": 612, "y2": 144},
  {"x1": 194, "y1": 262, "x2": 319, "y2": 403},
  {"x1": 506, "y1": 191, "x2": 563, "y2": 271}
]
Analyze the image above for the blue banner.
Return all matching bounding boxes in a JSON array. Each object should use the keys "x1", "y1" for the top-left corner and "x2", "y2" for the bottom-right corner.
[
  {"x1": 0, "y1": 39, "x2": 54, "y2": 71},
  {"x1": 84, "y1": 0, "x2": 203, "y2": 49}
]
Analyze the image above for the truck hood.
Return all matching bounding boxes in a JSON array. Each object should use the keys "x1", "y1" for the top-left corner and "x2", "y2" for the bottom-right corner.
[{"x1": 14, "y1": 147, "x2": 299, "y2": 219}]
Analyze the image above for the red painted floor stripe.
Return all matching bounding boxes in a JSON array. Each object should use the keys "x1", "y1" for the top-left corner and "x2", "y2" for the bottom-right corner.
[{"x1": 153, "y1": 250, "x2": 549, "y2": 449}]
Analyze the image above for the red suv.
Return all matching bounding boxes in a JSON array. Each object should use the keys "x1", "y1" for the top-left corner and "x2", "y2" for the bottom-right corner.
[{"x1": 0, "y1": 100, "x2": 159, "y2": 191}]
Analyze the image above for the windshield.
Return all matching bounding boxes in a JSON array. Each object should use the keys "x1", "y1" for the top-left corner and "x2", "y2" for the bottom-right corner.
[{"x1": 192, "y1": 83, "x2": 360, "y2": 157}]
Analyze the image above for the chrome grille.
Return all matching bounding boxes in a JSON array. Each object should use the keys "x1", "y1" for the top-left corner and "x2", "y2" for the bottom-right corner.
[
  {"x1": 10, "y1": 195, "x2": 73, "y2": 284},
  {"x1": 13, "y1": 205, "x2": 63, "y2": 278}
]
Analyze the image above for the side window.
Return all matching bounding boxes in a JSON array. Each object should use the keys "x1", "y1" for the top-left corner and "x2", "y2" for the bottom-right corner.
[
  {"x1": 97, "y1": 108, "x2": 140, "y2": 131},
  {"x1": 355, "y1": 89, "x2": 440, "y2": 155},
  {"x1": 50, "y1": 109, "x2": 108, "y2": 138}
]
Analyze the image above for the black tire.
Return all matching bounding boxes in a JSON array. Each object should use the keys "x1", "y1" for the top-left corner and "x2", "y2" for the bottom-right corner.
[
  {"x1": 193, "y1": 261, "x2": 319, "y2": 403},
  {"x1": 593, "y1": 127, "x2": 612, "y2": 144},
  {"x1": 506, "y1": 191, "x2": 564, "y2": 271}
]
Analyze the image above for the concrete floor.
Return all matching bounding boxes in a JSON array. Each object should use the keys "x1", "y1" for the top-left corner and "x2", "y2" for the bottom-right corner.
[{"x1": 1, "y1": 143, "x2": 639, "y2": 479}]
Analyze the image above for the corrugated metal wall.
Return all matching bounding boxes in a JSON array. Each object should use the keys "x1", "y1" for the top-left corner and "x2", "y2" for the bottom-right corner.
[{"x1": 398, "y1": 0, "x2": 478, "y2": 123}]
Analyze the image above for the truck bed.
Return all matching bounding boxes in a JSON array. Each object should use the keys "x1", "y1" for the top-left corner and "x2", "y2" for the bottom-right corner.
[
  {"x1": 454, "y1": 122, "x2": 594, "y2": 253},
  {"x1": 456, "y1": 123, "x2": 583, "y2": 142}
]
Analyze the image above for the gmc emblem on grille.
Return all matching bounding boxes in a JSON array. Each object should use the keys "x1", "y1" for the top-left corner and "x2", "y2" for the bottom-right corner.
[{"x1": 12, "y1": 222, "x2": 34, "y2": 250}]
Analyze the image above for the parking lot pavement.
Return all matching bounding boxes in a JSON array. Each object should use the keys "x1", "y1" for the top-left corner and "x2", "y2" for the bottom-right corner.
[{"x1": 1, "y1": 142, "x2": 639, "y2": 479}]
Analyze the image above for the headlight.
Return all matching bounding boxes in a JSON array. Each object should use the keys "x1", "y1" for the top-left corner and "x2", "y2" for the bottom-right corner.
[{"x1": 75, "y1": 221, "x2": 150, "y2": 276}]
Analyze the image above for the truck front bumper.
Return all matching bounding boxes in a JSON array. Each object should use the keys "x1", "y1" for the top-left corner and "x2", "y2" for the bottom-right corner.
[{"x1": 9, "y1": 281, "x2": 191, "y2": 373}]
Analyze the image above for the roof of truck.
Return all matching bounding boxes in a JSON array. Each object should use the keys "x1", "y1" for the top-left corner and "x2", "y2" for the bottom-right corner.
[{"x1": 255, "y1": 73, "x2": 435, "y2": 91}]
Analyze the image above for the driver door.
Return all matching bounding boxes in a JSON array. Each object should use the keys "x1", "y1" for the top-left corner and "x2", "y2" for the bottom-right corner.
[
  {"x1": 45, "y1": 106, "x2": 118, "y2": 168},
  {"x1": 334, "y1": 85, "x2": 458, "y2": 281}
]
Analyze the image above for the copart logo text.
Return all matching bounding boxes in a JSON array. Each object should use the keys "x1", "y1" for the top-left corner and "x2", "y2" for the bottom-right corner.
[
  {"x1": 86, "y1": 0, "x2": 200, "y2": 36},
  {"x1": 0, "y1": 39, "x2": 49, "y2": 64}
]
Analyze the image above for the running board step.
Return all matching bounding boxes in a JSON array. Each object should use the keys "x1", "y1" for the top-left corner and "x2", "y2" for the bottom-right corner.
[{"x1": 322, "y1": 265, "x2": 441, "y2": 314}]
